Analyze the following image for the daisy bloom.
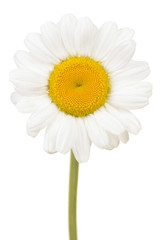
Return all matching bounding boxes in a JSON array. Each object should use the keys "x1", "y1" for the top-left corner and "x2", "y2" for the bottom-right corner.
[{"x1": 10, "y1": 14, "x2": 152, "y2": 240}]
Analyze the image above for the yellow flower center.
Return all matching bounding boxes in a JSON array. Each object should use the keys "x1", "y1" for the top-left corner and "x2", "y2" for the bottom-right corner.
[{"x1": 48, "y1": 57, "x2": 110, "y2": 117}]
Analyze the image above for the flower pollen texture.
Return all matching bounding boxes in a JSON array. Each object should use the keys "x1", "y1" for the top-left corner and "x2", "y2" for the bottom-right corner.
[{"x1": 48, "y1": 57, "x2": 110, "y2": 117}]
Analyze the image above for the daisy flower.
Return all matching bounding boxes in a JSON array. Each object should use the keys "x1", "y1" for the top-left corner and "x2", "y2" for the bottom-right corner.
[
  {"x1": 10, "y1": 14, "x2": 152, "y2": 239},
  {"x1": 10, "y1": 15, "x2": 151, "y2": 162},
  {"x1": 10, "y1": 14, "x2": 151, "y2": 162}
]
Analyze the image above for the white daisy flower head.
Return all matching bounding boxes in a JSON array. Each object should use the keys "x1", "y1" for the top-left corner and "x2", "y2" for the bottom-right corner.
[{"x1": 10, "y1": 14, "x2": 152, "y2": 163}]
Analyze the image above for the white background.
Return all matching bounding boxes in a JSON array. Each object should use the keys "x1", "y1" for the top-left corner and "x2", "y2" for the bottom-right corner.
[{"x1": 0, "y1": 0, "x2": 159, "y2": 239}]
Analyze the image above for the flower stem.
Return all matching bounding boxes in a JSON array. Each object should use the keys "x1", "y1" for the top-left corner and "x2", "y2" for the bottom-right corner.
[{"x1": 68, "y1": 151, "x2": 79, "y2": 240}]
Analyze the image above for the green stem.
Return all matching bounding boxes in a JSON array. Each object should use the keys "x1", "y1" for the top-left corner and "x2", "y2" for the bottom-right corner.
[{"x1": 68, "y1": 151, "x2": 79, "y2": 240}]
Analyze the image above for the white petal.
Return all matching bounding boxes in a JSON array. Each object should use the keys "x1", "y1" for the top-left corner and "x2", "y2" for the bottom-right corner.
[
  {"x1": 107, "y1": 133, "x2": 120, "y2": 149},
  {"x1": 110, "y1": 81, "x2": 152, "y2": 97},
  {"x1": 11, "y1": 92, "x2": 23, "y2": 105},
  {"x1": 108, "y1": 95, "x2": 148, "y2": 109},
  {"x1": 59, "y1": 14, "x2": 77, "y2": 56},
  {"x1": 108, "y1": 81, "x2": 152, "y2": 109},
  {"x1": 106, "y1": 104, "x2": 141, "y2": 134},
  {"x1": 74, "y1": 17, "x2": 97, "y2": 57},
  {"x1": 10, "y1": 69, "x2": 48, "y2": 88},
  {"x1": 85, "y1": 114, "x2": 113, "y2": 149},
  {"x1": 56, "y1": 114, "x2": 76, "y2": 154},
  {"x1": 14, "y1": 50, "x2": 53, "y2": 76},
  {"x1": 16, "y1": 95, "x2": 50, "y2": 113},
  {"x1": 27, "y1": 101, "x2": 58, "y2": 137},
  {"x1": 94, "y1": 107, "x2": 125, "y2": 135},
  {"x1": 111, "y1": 61, "x2": 150, "y2": 82},
  {"x1": 92, "y1": 22, "x2": 117, "y2": 61},
  {"x1": 103, "y1": 40, "x2": 136, "y2": 72},
  {"x1": 119, "y1": 131, "x2": 129, "y2": 143},
  {"x1": 24, "y1": 33, "x2": 59, "y2": 64},
  {"x1": 116, "y1": 28, "x2": 134, "y2": 44},
  {"x1": 43, "y1": 112, "x2": 64, "y2": 154},
  {"x1": 41, "y1": 22, "x2": 68, "y2": 60},
  {"x1": 15, "y1": 86, "x2": 47, "y2": 97},
  {"x1": 72, "y1": 118, "x2": 91, "y2": 163}
]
